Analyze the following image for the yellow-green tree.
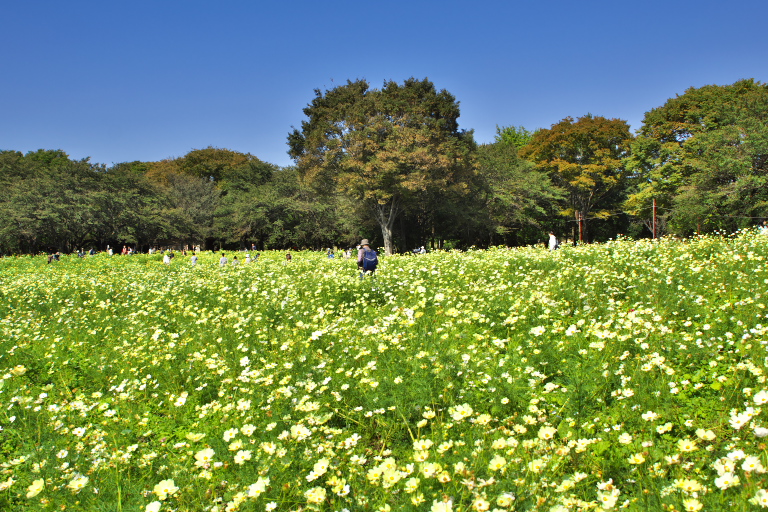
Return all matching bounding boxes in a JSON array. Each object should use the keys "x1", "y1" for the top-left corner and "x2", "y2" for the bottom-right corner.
[{"x1": 520, "y1": 115, "x2": 633, "y2": 241}]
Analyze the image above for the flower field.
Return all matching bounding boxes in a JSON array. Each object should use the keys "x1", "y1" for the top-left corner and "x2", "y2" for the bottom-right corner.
[{"x1": 1, "y1": 232, "x2": 768, "y2": 512}]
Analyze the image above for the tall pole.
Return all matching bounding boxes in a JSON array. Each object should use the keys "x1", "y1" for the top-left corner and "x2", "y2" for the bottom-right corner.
[
  {"x1": 572, "y1": 217, "x2": 577, "y2": 246},
  {"x1": 652, "y1": 198, "x2": 657, "y2": 239},
  {"x1": 578, "y1": 212, "x2": 584, "y2": 243}
]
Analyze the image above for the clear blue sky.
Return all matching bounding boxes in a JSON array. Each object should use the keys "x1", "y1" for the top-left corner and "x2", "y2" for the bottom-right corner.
[{"x1": 2, "y1": 0, "x2": 766, "y2": 168}]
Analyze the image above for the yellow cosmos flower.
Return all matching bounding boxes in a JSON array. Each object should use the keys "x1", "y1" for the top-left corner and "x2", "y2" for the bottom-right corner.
[{"x1": 26, "y1": 478, "x2": 44, "y2": 498}]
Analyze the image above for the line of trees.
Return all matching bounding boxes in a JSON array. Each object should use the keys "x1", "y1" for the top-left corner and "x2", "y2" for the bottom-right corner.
[{"x1": 1, "y1": 78, "x2": 766, "y2": 255}]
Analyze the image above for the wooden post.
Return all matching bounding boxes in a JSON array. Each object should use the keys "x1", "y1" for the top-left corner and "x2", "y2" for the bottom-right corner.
[
  {"x1": 572, "y1": 219, "x2": 577, "y2": 246},
  {"x1": 652, "y1": 198, "x2": 657, "y2": 239}
]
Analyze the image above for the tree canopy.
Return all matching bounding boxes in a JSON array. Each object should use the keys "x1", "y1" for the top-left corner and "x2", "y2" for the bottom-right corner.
[
  {"x1": 520, "y1": 115, "x2": 633, "y2": 241},
  {"x1": 625, "y1": 79, "x2": 768, "y2": 235},
  {"x1": 288, "y1": 78, "x2": 476, "y2": 255},
  {"x1": 2, "y1": 78, "x2": 766, "y2": 255},
  {"x1": 494, "y1": 125, "x2": 533, "y2": 150},
  {"x1": 474, "y1": 129, "x2": 562, "y2": 245}
]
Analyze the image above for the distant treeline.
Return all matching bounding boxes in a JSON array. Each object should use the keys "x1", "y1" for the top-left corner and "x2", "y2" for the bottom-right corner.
[{"x1": 1, "y1": 79, "x2": 766, "y2": 255}]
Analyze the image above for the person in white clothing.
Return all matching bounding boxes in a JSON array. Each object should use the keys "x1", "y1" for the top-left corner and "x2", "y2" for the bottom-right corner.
[{"x1": 548, "y1": 232, "x2": 559, "y2": 251}]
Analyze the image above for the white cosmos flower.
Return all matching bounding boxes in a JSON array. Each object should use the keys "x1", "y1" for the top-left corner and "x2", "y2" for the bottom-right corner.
[
  {"x1": 233, "y1": 450, "x2": 252, "y2": 465},
  {"x1": 750, "y1": 489, "x2": 768, "y2": 508},
  {"x1": 714, "y1": 472, "x2": 740, "y2": 490},
  {"x1": 431, "y1": 499, "x2": 453, "y2": 512},
  {"x1": 153, "y1": 479, "x2": 179, "y2": 500},
  {"x1": 194, "y1": 448, "x2": 215, "y2": 467},
  {"x1": 448, "y1": 403, "x2": 473, "y2": 422}
]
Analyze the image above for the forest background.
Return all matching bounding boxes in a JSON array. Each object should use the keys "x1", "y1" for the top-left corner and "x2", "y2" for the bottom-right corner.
[{"x1": 1, "y1": 78, "x2": 767, "y2": 256}]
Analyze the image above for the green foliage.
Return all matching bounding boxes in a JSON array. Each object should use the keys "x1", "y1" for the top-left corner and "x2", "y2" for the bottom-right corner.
[
  {"x1": 177, "y1": 146, "x2": 274, "y2": 185},
  {"x1": 3, "y1": 78, "x2": 768, "y2": 253},
  {"x1": 0, "y1": 150, "x2": 106, "y2": 253},
  {"x1": 164, "y1": 172, "x2": 221, "y2": 245},
  {"x1": 494, "y1": 125, "x2": 533, "y2": 150},
  {"x1": 475, "y1": 140, "x2": 563, "y2": 245},
  {"x1": 521, "y1": 115, "x2": 634, "y2": 241},
  {"x1": 288, "y1": 78, "x2": 477, "y2": 255},
  {"x1": 626, "y1": 79, "x2": 768, "y2": 235}
]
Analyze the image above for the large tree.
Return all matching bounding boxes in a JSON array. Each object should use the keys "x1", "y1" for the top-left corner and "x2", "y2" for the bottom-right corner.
[
  {"x1": 520, "y1": 115, "x2": 633, "y2": 242},
  {"x1": 288, "y1": 78, "x2": 476, "y2": 255},
  {"x1": 625, "y1": 79, "x2": 768, "y2": 235},
  {"x1": 99, "y1": 163, "x2": 171, "y2": 251},
  {"x1": 145, "y1": 147, "x2": 274, "y2": 249},
  {"x1": 476, "y1": 127, "x2": 562, "y2": 246},
  {"x1": 0, "y1": 150, "x2": 105, "y2": 253}
]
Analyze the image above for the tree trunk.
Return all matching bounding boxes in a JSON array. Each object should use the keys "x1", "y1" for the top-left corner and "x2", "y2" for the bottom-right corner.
[
  {"x1": 380, "y1": 222, "x2": 394, "y2": 255},
  {"x1": 371, "y1": 197, "x2": 400, "y2": 256}
]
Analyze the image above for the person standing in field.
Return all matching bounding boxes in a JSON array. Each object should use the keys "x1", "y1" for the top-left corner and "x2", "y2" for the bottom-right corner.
[
  {"x1": 220, "y1": 253, "x2": 228, "y2": 266},
  {"x1": 190, "y1": 252, "x2": 198, "y2": 265},
  {"x1": 548, "y1": 232, "x2": 560, "y2": 251},
  {"x1": 286, "y1": 252, "x2": 292, "y2": 263},
  {"x1": 357, "y1": 239, "x2": 378, "y2": 278},
  {"x1": 163, "y1": 252, "x2": 171, "y2": 265}
]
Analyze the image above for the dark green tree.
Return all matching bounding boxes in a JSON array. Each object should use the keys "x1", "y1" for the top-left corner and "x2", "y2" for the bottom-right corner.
[
  {"x1": 99, "y1": 162, "x2": 171, "y2": 251},
  {"x1": 0, "y1": 150, "x2": 104, "y2": 253},
  {"x1": 164, "y1": 172, "x2": 220, "y2": 249},
  {"x1": 178, "y1": 146, "x2": 274, "y2": 185},
  {"x1": 625, "y1": 79, "x2": 768, "y2": 235},
  {"x1": 476, "y1": 134, "x2": 562, "y2": 246}
]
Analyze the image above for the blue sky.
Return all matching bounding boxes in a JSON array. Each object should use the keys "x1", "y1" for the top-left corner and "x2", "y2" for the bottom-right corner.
[{"x1": 2, "y1": 0, "x2": 766, "y2": 168}]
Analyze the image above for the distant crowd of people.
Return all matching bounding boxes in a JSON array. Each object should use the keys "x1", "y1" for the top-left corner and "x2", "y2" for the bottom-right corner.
[
  {"x1": 46, "y1": 225, "x2": 704, "y2": 267},
  {"x1": 36, "y1": 221, "x2": 768, "y2": 269},
  {"x1": 45, "y1": 234, "x2": 546, "y2": 266}
]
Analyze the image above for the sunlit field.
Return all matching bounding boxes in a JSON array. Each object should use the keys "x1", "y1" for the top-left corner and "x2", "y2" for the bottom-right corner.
[{"x1": 2, "y1": 232, "x2": 768, "y2": 512}]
